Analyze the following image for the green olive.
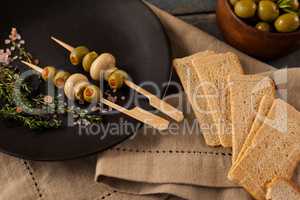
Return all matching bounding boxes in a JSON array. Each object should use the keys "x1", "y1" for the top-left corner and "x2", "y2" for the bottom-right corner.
[
  {"x1": 255, "y1": 22, "x2": 271, "y2": 31},
  {"x1": 108, "y1": 70, "x2": 127, "y2": 90},
  {"x1": 82, "y1": 51, "x2": 98, "y2": 72},
  {"x1": 53, "y1": 71, "x2": 71, "y2": 88},
  {"x1": 258, "y1": 1, "x2": 279, "y2": 22},
  {"x1": 275, "y1": 13, "x2": 300, "y2": 32},
  {"x1": 230, "y1": 0, "x2": 239, "y2": 6},
  {"x1": 234, "y1": 0, "x2": 257, "y2": 18},
  {"x1": 108, "y1": 70, "x2": 128, "y2": 90},
  {"x1": 116, "y1": 70, "x2": 129, "y2": 80},
  {"x1": 42, "y1": 66, "x2": 57, "y2": 81},
  {"x1": 103, "y1": 67, "x2": 118, "y2": 81},
  {"x1": 83, "y1": 85, "x2": 102, "y2": 103},
  {"x1": 69, "y1": 46, "x2": 90, "y2": 66},
  {"x1": 74, "y1": 81, "x2": 90, "y2": 101}
]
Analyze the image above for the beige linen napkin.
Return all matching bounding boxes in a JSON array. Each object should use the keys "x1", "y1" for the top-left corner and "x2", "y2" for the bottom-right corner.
[
  {"x1": 0, "y1": 153, "x2": 167, "y2": 200},
  {"x1": 95, "y1": 3, "x2": 300, "y2": 200}
]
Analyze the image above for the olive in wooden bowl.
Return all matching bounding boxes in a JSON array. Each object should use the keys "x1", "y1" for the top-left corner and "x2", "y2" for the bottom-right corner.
[{"x1": 216, "y1": 0, "x2": 300, "y2": 60}]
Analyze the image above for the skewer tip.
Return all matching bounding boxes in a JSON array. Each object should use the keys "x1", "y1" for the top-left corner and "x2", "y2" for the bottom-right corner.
[
  {"x1": 21, "y1": 60, "x2": 43, "y2": 74},
  {"x1": 21, "y1": 60, "x2": 30, "y2": 65},
  {"x1": 50, "y1": 36, "x2": 74, "y2": 52}
]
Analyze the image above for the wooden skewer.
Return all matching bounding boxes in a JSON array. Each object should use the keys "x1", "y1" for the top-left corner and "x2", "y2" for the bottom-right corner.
[
  {"x1": 21, "y1": 61, "x2": 170, "y2": 131},
  {"x1": 51, "y1": 36, "x2": 74, "y2": 52},
  {"x1": 22, "y1": 61, "x2": 44, "y2": 74},
  {"x1": 51, "y1": 36, "x2": 184, "y2": 122},
  {"x1": 123, "y1": 80, "x2": 184, "y2": 122}
]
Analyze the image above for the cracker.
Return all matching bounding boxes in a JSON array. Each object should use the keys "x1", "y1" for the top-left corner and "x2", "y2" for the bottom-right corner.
[
  {"x1": 228, "y1": 99, "x2": 300, "y2": 200},
  {"x1": 191, "y1": 52, "x2": 244, "y2": 147},
  {"x1": 173, "y1": 51, "x2": 220, "y2": 146},
  {"x1": 228, "y1": 74, "x2": 275, "y2": 162},
  {"x1": 235, "y1": 94, "x2": 275, "y2": 164},
  {"x1": 266, "y1": 178, "x2": 300, "y2": 200}
]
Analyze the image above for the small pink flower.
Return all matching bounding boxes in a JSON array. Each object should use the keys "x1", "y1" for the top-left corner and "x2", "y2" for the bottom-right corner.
[
  {"x1": 0, "y1": 49, "x2": 11, "y2": 65},
  {"x1": 16, "y1": 107, "x2": 23, "y2": 113},
  {"x1": 11, "y1": 28, "x2": 17, "y2": 35},
  {"x1": 43, "y1": 95, "x2": 53, "y2": 104},
  {"x1": 5, "y1": 49, "x2": 11, "y2": 55},
  {"x1": 34, "y1": 59, "x2": 39, "y2": 65}
]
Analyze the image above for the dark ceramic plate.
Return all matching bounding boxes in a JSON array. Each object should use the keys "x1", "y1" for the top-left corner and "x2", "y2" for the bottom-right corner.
[{"x1": 0, "y1": 0, "x2": 171, "y2": 161}]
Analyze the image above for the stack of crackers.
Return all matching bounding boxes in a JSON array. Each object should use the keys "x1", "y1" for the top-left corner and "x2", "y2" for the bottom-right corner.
[{"x1": 173, "y1": 51, "x2": 300, "y2": 200}]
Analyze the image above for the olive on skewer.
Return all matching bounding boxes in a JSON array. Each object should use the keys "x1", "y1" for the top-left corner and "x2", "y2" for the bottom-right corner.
[
  {"x1": 74, "y1": 81, "x2": 91, "y2": 101},
  {"x1": 108, "y1": 70, "x2": 129, "y2": 90},
  {"x1": 82, "y1": 51, "x2": 98, "y2": 72},
  {"x1": 40, "y1": 66, "x2": 71, "y2": 88},
  {"x1": 70, "y1": 46, "x2": 90, "y2": 66},
  {"x1": 21, "y1": 61, "x2": 170, "y2": 131},
  {"x1": 50, "y1": 37, "x2": 184, "y2": 122},
  {"x1": 53, "y1": 71, "x2": 71, "y2": 88},
  {"x1": 51, "y1": 37, "x2": 125, "y2": 90},
  {"x1": 102, "y1": 67, "x2": 118, "y2": 81},
  {"x1": 83, "y1": 85, "x2": 102, "y2": 103},
  {"x1": 41, "y1": 66, "x2": 57, "y2": 81}
]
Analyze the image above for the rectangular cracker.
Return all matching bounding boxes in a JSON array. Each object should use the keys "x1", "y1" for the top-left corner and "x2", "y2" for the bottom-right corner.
[
  {"x1": 173, "y1": 51, "x2": 221, "y2": 146},
  {"x1": 266, "y1": 178, "x2": 300, "y2": 200},
  {"x1": 228, "y1": 99, "x2": 300, "y2": 200},
  {"x1": 191, "y1": 52, "x2": 244, "y2": 147},
  {"x1": 235, "y1": 94, "x2": 275, "y2": 164},
  {"x1": 228, "y1": 74, "x2": 276, "y2": 162}
]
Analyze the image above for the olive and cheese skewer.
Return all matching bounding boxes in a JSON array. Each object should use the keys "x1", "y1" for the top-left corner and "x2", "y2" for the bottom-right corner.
[
  {"x1": 21, "y1": 61, "x2": 170, "y2": 131},
  {"x1": 51, "y1": 37, "x2": 184, "y2": 122}
]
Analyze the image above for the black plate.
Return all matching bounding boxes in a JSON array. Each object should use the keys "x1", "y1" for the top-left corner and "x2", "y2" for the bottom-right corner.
[{"x1": 0, "y1": 0, "x2": 171, "y2": 161}]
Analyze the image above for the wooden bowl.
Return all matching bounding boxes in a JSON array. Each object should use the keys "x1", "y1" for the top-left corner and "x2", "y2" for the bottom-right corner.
[{"x1": 216, "y1": 0, "x2": 300, "y2": 60}]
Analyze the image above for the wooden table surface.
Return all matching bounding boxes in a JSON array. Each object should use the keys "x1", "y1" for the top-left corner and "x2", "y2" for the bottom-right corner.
[{"x1": 148, "y1": 0, "x2": 300, "y2": 68}]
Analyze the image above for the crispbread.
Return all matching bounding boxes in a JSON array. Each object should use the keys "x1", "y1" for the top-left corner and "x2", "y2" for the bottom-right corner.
[
  {"x1": 173, "y1": 51, "x2": 221, "y2": 146},
  {"x1": 235, "y1": 95, "x2": 275, "y2": 164},
  {"x1": 266, "y1": 178, "x2": 300, "y2": 200},
  {"x1": 191, "y1": 52, "x2": 244, "y2": 147},
  {"x1": 228, "y1": 99, "x2": 300, "y2": 200},
  {"x1": 228, "y1": 74, "x2": 276, "y2": 162}
]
